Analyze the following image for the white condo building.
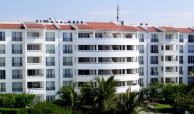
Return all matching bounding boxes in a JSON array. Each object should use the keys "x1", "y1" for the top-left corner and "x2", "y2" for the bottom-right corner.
[{"x1": 0, "y1": 20, "x2": 193, "y2": 102}]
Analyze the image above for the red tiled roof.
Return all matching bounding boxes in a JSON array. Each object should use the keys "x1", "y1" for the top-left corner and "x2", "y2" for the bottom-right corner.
[
  {"x1": 176, "y1": 27, "x2": 194, "y2": 33},
  {"x1": 0, "y1": 23, "x2": 25, "y2": 29},
  {"x1": 44, "y1": 24, "x2": 57, "y2": 30},
  {"x1": 160, "y1": 26, "x2": 178, "y2": 32},
  {"x1": 75, "y1": 22, "x2": 121, "y2": 30},
  {"x1": 25, "y1": 23, "x2": 45, "y2": 29},
  {"x1": 136, "y1": 26, "x2": 147, "y2": 31},
  {"x1": 119, "y1": 25, "x2": 139, "y2": 31},
  {"x1": 59, "y1": 25, "x2": 74, "y2": 30},
  {"x1": 147, "y1": 27, "x2": 161, "y2": 32}
]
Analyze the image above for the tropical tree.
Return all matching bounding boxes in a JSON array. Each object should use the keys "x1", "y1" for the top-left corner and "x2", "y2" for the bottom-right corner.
[
  {"x1": 56, "y1": 84, "x2": 80, "y2": 110},
  {"x1": 80, "y1": 76, "x2": 118, "y2": 113},
  {"x1": 118, "y1": 88, "x2": 150, "y2": 114}
]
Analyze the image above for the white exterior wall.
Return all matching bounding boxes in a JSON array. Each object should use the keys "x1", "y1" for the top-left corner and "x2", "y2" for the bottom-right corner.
[{"x1": 1, "y1": 23, "x2": 194, "y2": 101}]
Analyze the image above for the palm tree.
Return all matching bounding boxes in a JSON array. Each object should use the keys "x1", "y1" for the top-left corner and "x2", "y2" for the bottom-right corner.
[
  {"x1": 80, "y1": 76, "x2": 118, "y2": 113},
  {"x1": 56, "y1": 84, "x2": 79, "y2": 110},
  {"x1": 118, "y1": 88, "x2": 149, "y2": 114}
]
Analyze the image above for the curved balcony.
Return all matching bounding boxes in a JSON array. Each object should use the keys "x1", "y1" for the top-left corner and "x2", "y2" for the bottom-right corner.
[
  {"x1": 76, "y1": 50, "x2": 139, "y2": 57},
  {"x1": 76, "y1": 38, "x2": 139, "y2": 45},
  {"x1": 76, "y1": 74, "x2": 139, "y2": 82},
  {"x1": 76, "y1": 62, "x2": 139, "y2": 69},
  {"x1": 116, "y1": 85, "x2": 140, "y2": 93}
]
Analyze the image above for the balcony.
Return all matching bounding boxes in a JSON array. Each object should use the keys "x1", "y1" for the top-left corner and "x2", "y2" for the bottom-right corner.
[
  {"x1": 27, "y1": 82, "x2": 45, "y2": 94},
  {"x1": 76, "y1": 37, "x2": 138, "y2": 45},
  {"x1": 77, "y1": 62, "x2": 139, "y2": 69},
  {"x1": 160, "y1": 50, "x2": 178, "y2": 55},
  {"x1": 26, "y1": 37, "x2": 44, "y2": 43},
  {"x1": 160, "y1": 72, "x2": 179, "y2": 77}
]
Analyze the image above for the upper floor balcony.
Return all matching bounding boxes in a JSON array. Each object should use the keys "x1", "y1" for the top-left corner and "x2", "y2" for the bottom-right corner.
[
  {"x1": 26, "y1": 32, "x2": 44, "y2": 43},
  {"x1": 76, "y1": 32, "x2": 138, "y2": 45}
]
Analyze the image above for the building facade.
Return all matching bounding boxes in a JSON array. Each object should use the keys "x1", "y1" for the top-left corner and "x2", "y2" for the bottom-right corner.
[{"x1": 0, "y1": 21, "x2": 193, "y2": 102}]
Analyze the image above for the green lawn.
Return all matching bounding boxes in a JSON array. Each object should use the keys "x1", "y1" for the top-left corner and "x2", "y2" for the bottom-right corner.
[{"x1": 153, "y1": 103, "x2": 172, "y2": 109}]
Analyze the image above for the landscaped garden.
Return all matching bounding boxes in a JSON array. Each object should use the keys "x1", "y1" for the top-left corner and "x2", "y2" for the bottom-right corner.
[{"x1": 0, "y1": 76, "x2": 193, "y2": 114}]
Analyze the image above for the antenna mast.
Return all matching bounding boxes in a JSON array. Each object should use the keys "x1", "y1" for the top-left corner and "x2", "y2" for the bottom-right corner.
[{"x1": 117, "y1": 2, "x2": 120, "y2": 22}]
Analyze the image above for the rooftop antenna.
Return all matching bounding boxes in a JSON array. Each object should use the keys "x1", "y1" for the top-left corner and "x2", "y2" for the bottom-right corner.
[{"x1": 116, "y1": 2, "x2": 120, "y2": 22}]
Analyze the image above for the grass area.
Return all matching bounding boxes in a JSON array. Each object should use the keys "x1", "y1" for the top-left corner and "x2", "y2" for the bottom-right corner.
[
  {"x1": 151, "y1": 103, "x2": 175, "y2": 113},
  {"x1": 153, "y1": 103, "x2": 172, "y2": 109}
]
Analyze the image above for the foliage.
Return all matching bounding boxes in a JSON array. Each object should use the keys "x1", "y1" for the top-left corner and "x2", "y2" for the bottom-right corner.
[
  {"x1": 118, "y1": 88, "x2": 150, "y2": 114},
  {"x1": 26, "y1": 102, "x2": 72, "y2": 114},
  {"x1": 80, "y1": 76, "x2": 118, "y2": 113},
  {"x1": 0, "y1": 93, "x2": 35, "y2": 108},
  {"x1": 56, "y1": 84, "x2": 80, "y2": 110},
  {"x1": 161, "y1": 83, "x2": 186, "y2": 105}
]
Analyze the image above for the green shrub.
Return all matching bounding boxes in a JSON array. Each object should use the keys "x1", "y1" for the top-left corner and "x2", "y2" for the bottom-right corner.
[
  {"x1": 27, "y1": 102, "x2": 72, "y2": 114},
  {"x1": 0, "y1": 93, "x2": 35, "y2": 108}
]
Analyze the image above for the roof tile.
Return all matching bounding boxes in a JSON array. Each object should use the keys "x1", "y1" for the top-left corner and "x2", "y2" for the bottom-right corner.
[
  {"x1": 25, "y1": 23, "x2": 45, "y2": 29},
  {"x1": 0, "y1": 23, "x2": 25, "y2": 29}
]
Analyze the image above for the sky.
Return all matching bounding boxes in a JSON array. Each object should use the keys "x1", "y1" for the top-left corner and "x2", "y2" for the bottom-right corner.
[{"x1": 0, "y1": 0, "x2": 194, "y2": 27}]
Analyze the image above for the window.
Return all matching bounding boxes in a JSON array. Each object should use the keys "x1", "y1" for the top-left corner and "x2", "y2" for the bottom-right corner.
[
  {"x1": 27, "y1": 44, "x2": 41, "y2": 51},
  {"x1": 27, "y1": 69, "x2": 43, "y2": 76},
  {"x1": 12, "y1": 69, "x2": 22, "y2": 79},
  {"x1": 46, "y1": 32, "x2": 55, "y2": 41},
  {"x1": 0, "y1": 32, "x2": 5, "y2": 41},
  {"x1": 63, "y1": 45, "x2": 73, "y2": 54},
  {"x1": 0, "y1": 57, "x2": 5, "y2": 67},
  {"x1": 150, "y1": 56, "x2": 158, "y2": 64},
  {"x1": 117, "y1": 81, "x2": 125, "y2": 86},
  {"x1": 179, "y1": 66, "x2": 183, "y2": 74},
  {"x1": 179, "y1": 34, "x2": 183, "y2": 42},
  {"x1": 188, "y1": 35, "x2": 194, "y2": 42},
  {"x1": 63, "y1": 81, "x2": 72, "y2": 87},
  {"x1": 150, "y1": 45, "x2": 158, "y2": 53},
  {"x1": 12, "y1": 82, "x2": 23, "y2": 92},
  {"x1": 150, "y1": 67, "x2": 158, "y2": 75},
  {"x1": 63, "y1": 57, "x2": 73, "y2": 66},
  {"x1": 179, "y1": 56, "x2": 183, "y2": 64},
  {"x1": 139, "y1": 56, "x2": 144, "y2": 64},
  {"x1": 188, "y1": 56, "x2": 194, "y2": 64},
  {"x1": 150, "y1": 78, "x2": 158, "y2": 84},
  {"x1": 188, "y1": 45, "x2": 194, "y2": 53},
  {"x1": 63, "y1": 69, "x2": 73, "y2": 78},
  {"x1": 12, "y1": 57, "x2": 22, "y2": 66},
  {"x1": 95, "y1": 33, "x2": 103, "y2": 38},
  {"x1": 0, "y1": 44, "x2": 5, "y2": 54},
  {"x1": 138, "y1": 78, "x2": 144, "y2": 87},
  {"x1": 151, "y1": 34, "x2": 159, "y2": 42},
  {"x1": 46, "y1": 57, "x2": 55, "y2": 66},
  {"x1": 27, "y1": 32, "x2": 39, "y2": 37},
  {"x1": 139, "y1": 34, "x2": 144, "y2": 42},
  {"x1": 46, "y1": 44, "x2": 55, "y2": 54},
  {"x1": 12, "y1": 32, "x2": 22, "y2": 41},
  {"x1": 78, "y1": 33, "x2": 90, "y2": 38},
  {"x1": 79, "y1": 70, "x2": 96, "y2": 75},
  {"x1": 139, "y1": 67, "x2": 144, "y2": 76},
  {"x1": 166, "y1": 34, "x2": 173, "y2": 40},
  {"x1": 46, "y1": 69, "x2": 55, "y2": 78},
  {"x1": 188, "y1": 66, "x2": 194, "y2": 75},
  {"x1": 0, "y1": 70, "x2": 5, "y2": 79},
  {"x1": 139, "y1": 45, "x2": 144, "y2": 53},
  {"x1": 46, "y1": 95, "x2": 55, "y2": 101},
  {"x1": 0, "y1": 83, "x2": 6, "y2": 92},
  {"x1": 27, "y1": 57, "x2": 40, "y2": 63},
  {"x1": 46, "y1": 81, "x2": 55, "y2": 90},
  {"x1": 188, "y1": 77, "x2": 194, "y2": 84},
  {"x1": 12, "y1": 44, "x2": 22, "y2": 54},
  {"x1": 179, "y1": 45, "x2": 183, "y2": 53},
  {"x1": 63, "y1": 32, "x2": 72, "y2": 41}
]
